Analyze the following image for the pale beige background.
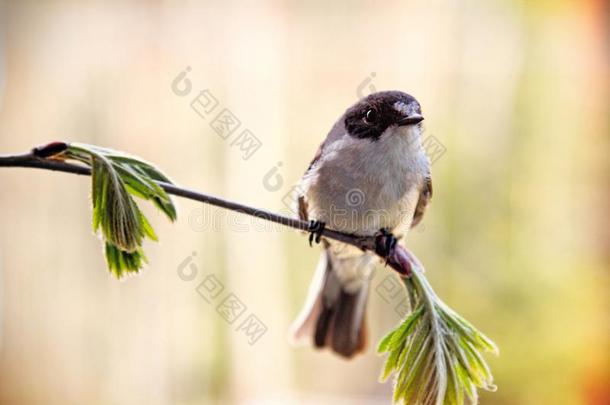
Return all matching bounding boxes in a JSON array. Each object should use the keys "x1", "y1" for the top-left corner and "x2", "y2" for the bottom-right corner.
[{"x1": 0, "y1": 1, "x2": 608, "y2": 404}]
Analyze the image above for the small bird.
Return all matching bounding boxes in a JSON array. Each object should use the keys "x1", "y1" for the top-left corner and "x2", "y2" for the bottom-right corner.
[{"x1": 290, "y1": 90, "x2": 432, "y2": 358}]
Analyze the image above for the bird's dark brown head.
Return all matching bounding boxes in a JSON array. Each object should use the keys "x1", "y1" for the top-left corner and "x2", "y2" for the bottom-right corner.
[{"x1": 344, "y1": 91, "x2": 423, "y2": 141}]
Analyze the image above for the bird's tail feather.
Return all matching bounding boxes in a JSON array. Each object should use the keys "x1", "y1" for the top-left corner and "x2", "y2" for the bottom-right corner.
[{"x1": 290, "y1": 249, "x2": 372, "y2": 358}]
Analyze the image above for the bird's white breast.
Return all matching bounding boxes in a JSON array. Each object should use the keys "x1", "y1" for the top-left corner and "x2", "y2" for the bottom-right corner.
[{"x1": 301, "y1": 125, "x2": 429, "y2": 236}]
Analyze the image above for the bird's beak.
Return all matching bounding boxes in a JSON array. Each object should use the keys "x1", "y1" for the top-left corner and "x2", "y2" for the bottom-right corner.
[{"x1": 397, "y1": 113, "x2": 424, "y2": 126}]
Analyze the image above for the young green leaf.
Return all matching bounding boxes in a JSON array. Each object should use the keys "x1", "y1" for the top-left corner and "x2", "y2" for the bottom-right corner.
[
  {"x1": 378, "y1": 268, "x2": 498, "y2": 404},
  {"x1": 55, "y1": 143, "x2": 177, "y2": 277}
]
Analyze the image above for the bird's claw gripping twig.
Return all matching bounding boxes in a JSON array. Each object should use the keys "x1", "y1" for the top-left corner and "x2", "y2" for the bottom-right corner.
[
  {"x1": 375, "y1": 228, "x2": 398, "y2": 265},
  {"x1": 308, "y1": 220, "x2": 326, "y2": 246}
]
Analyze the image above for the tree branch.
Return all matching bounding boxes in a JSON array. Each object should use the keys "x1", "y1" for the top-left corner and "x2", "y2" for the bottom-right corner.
[{"x1": 0, "y1": 145, "x2": 416, "y2": 275}]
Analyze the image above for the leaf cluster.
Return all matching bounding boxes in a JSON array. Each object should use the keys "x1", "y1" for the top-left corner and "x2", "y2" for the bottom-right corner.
[
  {"x1": 378, "y1": 270, "x2": 498, "y2": 405},
  {"x1": 64, "y1": 143, "x2": 177, "y2": 277}
]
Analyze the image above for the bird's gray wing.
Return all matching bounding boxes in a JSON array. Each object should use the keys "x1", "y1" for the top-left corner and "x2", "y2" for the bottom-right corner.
[
  {"x1": 297, "y1": 195, "x2": 309, "y2": 222},
  {"x1": 304, "y1": 117, "x2": 346, "y2": 174},
  {"x1": 297, "y1": 116, "x2": 347, "y2": 221},
  {"x1": 411, "y1": 175, "x2": 432, "y2": 228}
]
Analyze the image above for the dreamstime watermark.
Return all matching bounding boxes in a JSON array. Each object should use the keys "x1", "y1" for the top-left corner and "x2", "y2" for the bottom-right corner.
[
  {"x1": 356, "y1": 72, "x2": 378, "y2": 100},
  {"x1": 375, "y1": 273, "x2": 412, "y2": 317},
  {"x1": 188, "y1": 206, "x2": 288, "y2": 233},
  {"x1": 171, "y1": 66, "x2": 263, "y2": 160},
  {"x1": 422, "y1": 135, "x2": 446, "y2": 164},
  {"x1": 188, "y1": 187, "x2": 425, "y2": 235},
  {"x1": 177, "y1": 251, "x2": 267, "y2": 345},
  {"x1": 345, "y1": 187, "x2": 366, "y2": 207},
  {"x1": 261, "y1": 161, "x2": 284, "y2": 192}
]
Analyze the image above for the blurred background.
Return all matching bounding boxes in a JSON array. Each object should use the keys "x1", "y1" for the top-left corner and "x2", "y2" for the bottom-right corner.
[{"x1": 0, "y1": 1, "x2": 608, "y2": 404}]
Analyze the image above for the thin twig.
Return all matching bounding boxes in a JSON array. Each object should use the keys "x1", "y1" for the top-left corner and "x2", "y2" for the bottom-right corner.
[{"x1": 0, "y1": 147, "x2": 416, "y2": 274}]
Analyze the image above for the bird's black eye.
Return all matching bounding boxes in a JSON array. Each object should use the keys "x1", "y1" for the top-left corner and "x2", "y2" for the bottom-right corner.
[{"x1": 364, "y1": 109, "x2": 377, "y2": 124}]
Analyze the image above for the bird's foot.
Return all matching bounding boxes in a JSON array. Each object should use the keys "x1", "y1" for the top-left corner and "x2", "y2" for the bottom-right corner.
[
  {"x1": 308, "y1": 220, "x2": 326, "y2": 247},
  {"x1": 374, "y1": 228, "x2": 398, "y2": 264}
]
